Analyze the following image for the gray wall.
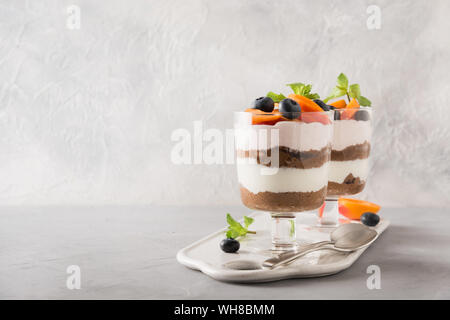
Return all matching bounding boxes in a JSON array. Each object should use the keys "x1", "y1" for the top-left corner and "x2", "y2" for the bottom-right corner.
[{"x1": 0, "y1": 0, "x2": 448, "y2": 207}]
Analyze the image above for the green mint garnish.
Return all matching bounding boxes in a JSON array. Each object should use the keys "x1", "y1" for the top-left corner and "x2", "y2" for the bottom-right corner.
[
  {"x1": 323, "y1": 73, "x2": 372, "y2": 106},
  {"x1": 357, "y1": 95, "x2": 371, "y2": 106},
  {"x1": 225, "y1": 213, "x2": 255, "y2": 239},
  {"x1": 289, "y1": 220, "x2": 295, "y2": 238},
  {"x1": 337, "y1": 73, "x2": 348, "y2": 90},
  {"x1": 286, "y1": 82, "x2": 320, "y2": 99},
  {"x1": 266, "y1": 83, "x2": 319, "y2": 102},
  {"x1": 266, "y1": 91, "x2": 286, "y2": 103}
]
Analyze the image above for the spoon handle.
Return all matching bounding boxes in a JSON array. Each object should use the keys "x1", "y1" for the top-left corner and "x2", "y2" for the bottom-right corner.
[{"x1": 262, "y1": 241, "x2": 331, "y2": 269}]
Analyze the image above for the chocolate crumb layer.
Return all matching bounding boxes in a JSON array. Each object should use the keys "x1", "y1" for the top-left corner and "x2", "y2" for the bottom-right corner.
[
  {"x1": 240, "y1": 185, "x2": 327, "y2": 212},
  {"x1": 236, "y1": 145, "x2": 331, "y2": 169},
  {"x1": 327, "y1": 174, "x2": 366, "y2": 196},
  {"x1": 331, "y1": 141, "x2": 370, "y2": 161}
]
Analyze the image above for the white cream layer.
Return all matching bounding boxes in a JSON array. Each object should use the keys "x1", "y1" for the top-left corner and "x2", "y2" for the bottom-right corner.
[
  {"x1": 237, "y1": 158, "x2": 329, "y2": 194},
  {"x1": 328, "y1": 159, "x2": 369, "y2": 184},
  {"x1": 235, "y1": 121, "x2": 332, "y2": 152},
  {"x1": 332, "y1": 120, "x2": 371, "y2": 151}
]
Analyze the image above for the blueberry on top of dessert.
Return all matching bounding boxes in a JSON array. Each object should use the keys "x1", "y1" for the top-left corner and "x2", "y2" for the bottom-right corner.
[{"x1": 253, "y1": 96, "x2": 274, "y2": 112}]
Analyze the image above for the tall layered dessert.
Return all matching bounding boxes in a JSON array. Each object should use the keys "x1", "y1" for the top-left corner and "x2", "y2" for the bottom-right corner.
[
  {"x1": 327, "y1": 100, "x2": 371, "y2": 196},
  {"x1": 235, "y1": 91, "x2": 333, "y2": 213}
]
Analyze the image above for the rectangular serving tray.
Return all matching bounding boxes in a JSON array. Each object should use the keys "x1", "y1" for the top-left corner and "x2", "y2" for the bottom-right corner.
[{"x1": 177, "y1": 211, "x2": 389, "y2": 283}]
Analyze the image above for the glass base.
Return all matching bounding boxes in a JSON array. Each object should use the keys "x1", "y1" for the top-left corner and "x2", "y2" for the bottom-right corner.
[
  {"x1": 317, "y1": 199, "x2": 340, "y2": 227},
  {"x1": 270, "y1": 213, "x2": 298, "y2": 251}
]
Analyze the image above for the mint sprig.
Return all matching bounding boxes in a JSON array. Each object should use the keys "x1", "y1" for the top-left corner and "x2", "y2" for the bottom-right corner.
[
  {"x1": 323, "y1": 73, "x2": 372, "y2": 106},
  {"x1": 286, "y1": 82, "x2": 320, "y2": 99},
  {"x1": 266, "y1": 82, "x2": 320, "y2": 103},
  {"x1": 226, "y1": 213, "x2": 256, "y2": 239},
  {"x1": 266, "y1": 91, "x2": 286, "y2": 103}
]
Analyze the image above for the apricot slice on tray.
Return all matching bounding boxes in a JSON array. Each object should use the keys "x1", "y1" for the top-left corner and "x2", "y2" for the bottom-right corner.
[
  {"x1": 329, "y1": 99, "x2": 347, "y2": 109},
  {"x1": 338, "y1": 198, "x2": 381, "y2": 220},
  {"x1": 245, "y1": 108, "x2": 283, "y2": 125},
  {"x1": 288, "y1": 94, "x2": 324, "y2": 112}
]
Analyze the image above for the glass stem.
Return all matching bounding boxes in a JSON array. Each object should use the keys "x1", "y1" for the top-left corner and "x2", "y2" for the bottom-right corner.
[
  {"x1": 270, "y1": 213, "x2": 297, "y2": 251},
  {"x1": 319, "y1": 199, "x2": 339, "y2": 227}
]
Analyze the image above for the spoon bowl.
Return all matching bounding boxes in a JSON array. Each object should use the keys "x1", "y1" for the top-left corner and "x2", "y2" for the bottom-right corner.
[
  {"x1": 262, "y1": 223, "x2": 378, "y2": 269},
  {"x1": 332, "y1": 223, "x2": 378, "y2": 250}
]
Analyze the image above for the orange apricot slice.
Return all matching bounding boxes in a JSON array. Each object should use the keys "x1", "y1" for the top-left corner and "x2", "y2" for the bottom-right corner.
[
  {"x1": 341, "y1": 98, "x2": 360, "y2": 119},
  {"x1": 329, "y1": 99, "x2": 347, "y2": 109},
  {"x1": 346, "y1": 98, "x2": 360, "y2": 109},
  {"x1": 338, "y1": 198, "x2": 381, "y2": 220},
  {"x1": 301, "y1": 112, "x2": 332, "y2": 125},
  {"x1": 341, "y1": 110, "x2": 355, "y2": 120},
  {"x1": 288, "y1": 94, "x2": 324, "y2": 112},
  {"x1": 245, "y1": 108, "x2": 283, "y2": 125}
]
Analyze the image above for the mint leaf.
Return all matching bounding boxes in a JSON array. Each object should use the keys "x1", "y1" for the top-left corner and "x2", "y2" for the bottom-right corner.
[
  {"x1": 226, "y1": 229, "x2": 240, "y2": 239},
  {"x1": 357, "y1": 95, "x2": 372, "y2": 106},
  {"x1": 290, "y1": 220, "x2": 295, "y2": 237},
  {"x1": 286, "y1": 83, "x2": 320, "y2": 99},
  {"x1": 243, "y1": 216, "x2": 254, "y2": 229},
  {"x1": 286, "y1": 82, "x2": 305, "y2": 95},
  {"x1": 348, "y1": 84, "x2": 361, "y2": 99},
  {"x1": 323, "y1": 87, "x2": 346, "y2": 102},
  {"x1": 337, "y1": 73, "x2": 348, "y2": 90},
  {"x1": 225, "y1": 213, "x2": 255, "y2": 239},
  {"x1": 226, "y1": 213, "x2": 245, "y2": 233},
  {"x1": 267, "y1": 91, "x2": 286, "y2": 103},
  {"x1": 306, "y1": 92, "x2": 320, "y2": 100},
  {"x1": 325, "y1": 73, "x2": 371, "y2": 106}
]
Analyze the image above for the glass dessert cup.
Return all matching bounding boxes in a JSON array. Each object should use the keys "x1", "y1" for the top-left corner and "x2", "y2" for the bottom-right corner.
[
  {"x1": 318, "y1": 107, "x2": 372, "y2": 227},
  {"x1": 234, "y1": 111, "x2": 333, "y2": 251}
]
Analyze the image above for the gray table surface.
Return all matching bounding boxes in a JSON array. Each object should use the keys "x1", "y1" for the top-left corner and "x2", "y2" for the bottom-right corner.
[{"x1": 1, "y1": 205, "x2": 449, "y2": 299}]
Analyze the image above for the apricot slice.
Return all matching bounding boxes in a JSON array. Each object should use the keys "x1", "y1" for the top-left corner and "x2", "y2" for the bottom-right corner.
[
  {"x1": 338, "y1": 198, "x2": 381, "y2": 220},
  {"x1": 301, "y1": 112, "x2": 332, "y2": 125},
  {"x1": 346, "y1": 98, "x2": 360, "y2": 109},
  {"x1": 341, "y1": 110, "x2": 356, "y2": 120},
  {"x1": 329, "y1": 99, "x2": 347, "y2": 109},
  {"x1": 288, "y1": 94, "x2": 324, "y2": 112},
  {"x1": 341, "y1": 98, "x2": 360, "y2": 119},
  {"x1": 245, "y1": 108, "x2": 283, "y2": 125}
]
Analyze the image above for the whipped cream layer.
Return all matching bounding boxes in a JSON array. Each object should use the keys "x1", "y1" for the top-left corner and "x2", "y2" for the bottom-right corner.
[
  {"x1": 332, "y1": 120, "x2": 371, "y2": 151},
  {"x1": 235, "y1": 121, "x2": 332, "y2": 152},
  {"x1": 328, "y1": 159, "x2": 369, "y2": 183},
  {"x1": 237, "y1": 158, "x2": 329, "y2": 193}
]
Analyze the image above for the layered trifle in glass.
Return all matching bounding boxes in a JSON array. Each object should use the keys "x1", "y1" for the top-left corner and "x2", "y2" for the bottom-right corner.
[
  {"x1": 235, "y1": 94, "x2": 333, "y2": 250},
  {"x1": 328, "y1": 107, "x2": 372, "y2": 195},
  {"x1": 319, "y1": 100, "x2": 372, "y2": 226}
]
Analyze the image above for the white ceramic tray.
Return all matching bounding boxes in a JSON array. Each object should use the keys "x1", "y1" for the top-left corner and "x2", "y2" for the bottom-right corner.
[{"x1": 177, "y1": 212, "x2": 389, "y2": 283}]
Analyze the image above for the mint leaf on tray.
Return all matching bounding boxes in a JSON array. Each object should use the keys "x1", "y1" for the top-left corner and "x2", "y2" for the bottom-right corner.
[{"x1": 226, "y1": 213, "x2": 255, "y2": 239}]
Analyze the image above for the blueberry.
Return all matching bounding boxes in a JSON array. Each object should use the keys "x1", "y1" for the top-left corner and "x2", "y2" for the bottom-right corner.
[
  {"x1": 279, "y1": 98, "x2": 301, "y2": 120},
  {"x1": 334, "y1": 110, "x2": 341, "y2": 120},
  {"x1": 220, "y1": 238, "x2": 240, "y2": 253},
  {"x1": 313, "y1": 99, "x2": 330, "y2": 111},
  {"x1": 253, "y1": 97, "x2": 274, "y2": 112},
  {"x1": 360, "y1": 212, "x2": 380, "y2": 227},
  {"x1": 354, "y1": 110, "x2": 370, "y2": 121}
]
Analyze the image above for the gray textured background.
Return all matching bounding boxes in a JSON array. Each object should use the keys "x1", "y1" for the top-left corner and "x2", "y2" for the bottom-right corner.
[{"x1": 0, "y1": 0, "x2": 449, "y2": 207}]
